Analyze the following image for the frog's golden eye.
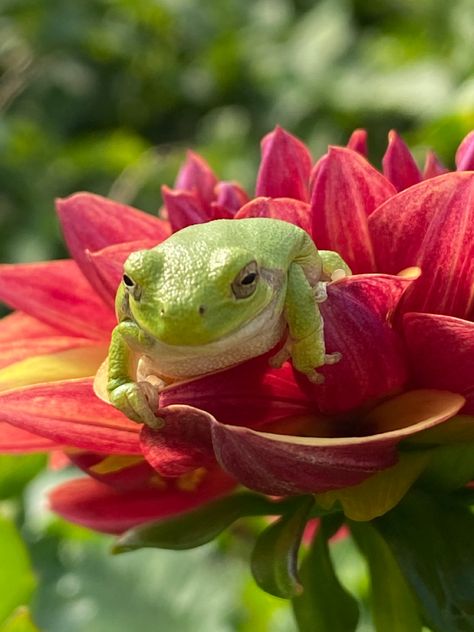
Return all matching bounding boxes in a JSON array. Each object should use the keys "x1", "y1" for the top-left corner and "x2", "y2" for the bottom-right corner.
[
  {"x1": 232, "y1": 261, "x2": 259, "y2": 299},
  {"x1": 123, "y1": 274, "x2": 141, "y2": 300}
]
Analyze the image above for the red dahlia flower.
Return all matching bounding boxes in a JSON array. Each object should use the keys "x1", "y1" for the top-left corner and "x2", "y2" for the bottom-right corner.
[{"x1": 0, "y1": 127, "x2": 472, "y2": 535}]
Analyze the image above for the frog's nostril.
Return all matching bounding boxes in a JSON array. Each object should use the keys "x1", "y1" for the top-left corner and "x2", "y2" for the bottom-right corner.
[{"x1": 198, "y1": 305, "x2": 206, "y2": 316}]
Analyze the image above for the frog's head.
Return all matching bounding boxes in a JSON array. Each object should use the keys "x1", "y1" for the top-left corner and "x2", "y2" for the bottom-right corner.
[{"x1": 119, "y1": 244, "x2": 279, "y2": 346}]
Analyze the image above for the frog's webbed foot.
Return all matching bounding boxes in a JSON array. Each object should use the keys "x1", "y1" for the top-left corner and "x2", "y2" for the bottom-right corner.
[
  {"x1": 313, "y1": 282, "x2": 328, "y2": 304},
  {"x1": 109, "y1": 381, "x2": 164, "y2": 430}
]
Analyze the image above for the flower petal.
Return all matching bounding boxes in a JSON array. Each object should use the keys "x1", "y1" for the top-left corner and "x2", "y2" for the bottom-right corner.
[
  {"x1": 57, "y1": 193, "x2": 170, "y2": 299},
  {"x1": 310, "y1": 146, "x2": 396, "y2": 273},
  {"x1": 174, "y1": 150, "x2": 218, "y2": 210},
  {"x1": 369, "y1": 172, "x2": 474, "y2": 318},
  {"x1": 456, "y1": 130, "x2": 474, "y2": 171},
  {"x1": 162, "y1": 185, "x2": 210, "y2": 232},
  {"x1": 0, "y1": 336, "x2": 101, "y2": 371},
  {"x1": 382, "y1": 130, "x2": 422, "y2": 192},
  {"x1": 211, "y1": 181, "x2": 249, "y2": 219},
  {"x1": 0, "y1": 259, "x2": 116, "y2": 339},
  {"x1": 67, "y1": 452, "x2": 161, "y2": 490},
  {"x1": 403, "y1": 313, "x2": 474, "y2": 413},
  {"x1": 297, "y1": 271, "x2": 418, "y2": 415},
  {"x1": 256, "y1": 127, "x2": 312, "y2": 202},
  {"x1": 86, "y1": 239, "x2": 158, "y2": 305},
  {"x1": 49, "y1": 467, "x2": 236, "y2": 533},
  {"x1": 346, "y1": 129, "x2": 368, "y2": 157},
  {"x1": 0, "y1": 422, "x2": 58, "y2": 452},
  {"x1": 0, "y1": 311, "x2": 60, "y2": 342},
  {"x1": 0, "y1": 378, "x2": 141, "y2": 454},
  {"x1": 423, "y1": 150, "x2": 449, "y2": 179},
  {"x1": 209, "y1": 389, "x2": 464, "y2": 495},
  {"x1": 234, "y1": 197, "x2": 311, "y2": 233}
]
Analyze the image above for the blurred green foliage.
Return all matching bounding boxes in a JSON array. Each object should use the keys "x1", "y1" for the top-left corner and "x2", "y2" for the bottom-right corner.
[{"x1": 0, "y1": 1, "x2": 473, "y2": 629}]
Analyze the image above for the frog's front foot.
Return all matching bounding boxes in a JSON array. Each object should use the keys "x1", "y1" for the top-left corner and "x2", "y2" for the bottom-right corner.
[
  {"x1": 313, "y1": 282, "x2": 328, "y2": 304},
  {"x1": 109, "y1": 381, "x2": 164, "y2": 430}
]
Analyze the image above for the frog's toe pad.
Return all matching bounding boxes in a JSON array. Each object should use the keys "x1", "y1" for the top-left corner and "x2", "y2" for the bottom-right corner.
[
  {"x1": 306, "y1": 371, "x2": 325, "y2": 384},
  {"x1": 324, "y1": 352, "x2": 342, "y2": 365}
]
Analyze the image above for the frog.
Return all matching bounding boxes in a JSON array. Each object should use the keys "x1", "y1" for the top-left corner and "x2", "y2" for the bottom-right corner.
[{"x1": 106, "y1": 217, "x2": 351, "y2": 428}]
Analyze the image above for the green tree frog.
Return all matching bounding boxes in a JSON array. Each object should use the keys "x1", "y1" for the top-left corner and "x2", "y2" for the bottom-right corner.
[{"x1": 107, "y1": 218, "x2": 351, "y2": 428}]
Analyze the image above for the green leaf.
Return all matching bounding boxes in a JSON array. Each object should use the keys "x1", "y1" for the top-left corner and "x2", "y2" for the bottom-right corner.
[
  {"x1": 292, "y1": 516, "x2": 359, "y2": 632},
  {"x1": 0, "y1": 517, "x2": 37, "y2": 624},
  {"x1": 417, "y1": 443, "x2": 474, "y2": 492},
  {"x1": 0, "y1": 608, "x2": 40, "y2": 632},
  {"x1": 375, "y1": 490, "x2": 474, "y2": 632},
  {"x1": 250, "y1": 496, "x2": 314, "y2": 599},
  {"x1": 350, "y1": 521, "x2": 422, "y2": 632},
  {"x1": 114, "y1": 492, "x2": 298, "y2": 552},
  {"x1": 0, "y1": 455, "x2": 46, "y2": 500}
]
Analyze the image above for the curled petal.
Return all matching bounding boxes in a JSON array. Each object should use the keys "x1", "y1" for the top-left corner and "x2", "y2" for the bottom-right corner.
[
  {"x1": 404, "y1": 313, "x2": 474, "y2": 413},
  {"x1": 49, "y1": 467, "x2": 237, "y2": 533},
  {"x1": 0, "y1": 260, "x2": 116, "y2": 339},
  {"x1": 86, "y1": 239, "x2": 158, "y2": 305},
  {"x1": 0, "y1": 422, "x2": 58, "y2": 452},
  {"x1": 235, "y1": 197, "x2": 312, "y2": 233},
  {"x1": 57, "y1": 193, "x2": 170, "y2": 299},
  {"x1": 456, "y1": 130, "x2": 474, "y2": 171},
  {"x1": 298, "y1": 271, "x2": 419, "y2": 415},
  {"x1": 310, "y1": 146, "x2": 395, "y2": 273},
  {"x1": 369, "y1": 172, "x2": 474, "y2": 318},
  {"x1": 68, "y1": 452, "x2": 161, "y2": 490},
  {"x1": 423, "y1": 150, "x2": 449, "y2": 180},
  {"x1": 0, "y1": 311, "x2": 60, "y2": 342},
  {"x1": 162, "y1": 186, "x2": 210, "y2": 232},
  {"x1": 256, "y1": 127, "x2": 312, "y2": 202},
  {"x1": 174, "y1": 150, "x2": 218, "y2": 210},
  {"x1": 211, "y1": 181, "x2": 249, "y2": 219},
  {"x1": 382, "y1": 130, "x2": 422, "y2": 192},
  {"x1": 347, "y1": 129, "x2": 368, "y2": 157},
  {"x1": 0, "y1": 378, "x2": 141, "y2": 454}
]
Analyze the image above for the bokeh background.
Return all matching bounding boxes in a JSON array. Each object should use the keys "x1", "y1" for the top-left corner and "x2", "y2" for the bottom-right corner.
[{"x1": 0, "y1": 1, "x2": 473, "y2": 630}]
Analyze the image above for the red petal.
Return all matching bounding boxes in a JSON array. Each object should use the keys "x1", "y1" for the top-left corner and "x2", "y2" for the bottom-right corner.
[
  {"x1": 404, "y1": 313, "x2": 474, "y2": 413},
  {"x1": 234, "y1": 197, "x2": 312, "y2": 233},
  {"x1": 0, "y1": 311, "x2": 60, "y2": 342},
  {"x1": 49, "y1": 468, "x2": 237, "y2": 533},
  {"x1": 310, "y1": 146, "x2": 396, "y2": 273},
  {"x1": 86, "y1": 239, "x2": 158, "y2": 305},
  {"x1": 211, "y1": 181, "x2": 249, "y2": 218},
  {"x1": 369, "y1": 171, "x2": 474, "y2": 318},
  {"x1": 174, "y1": 150, "x2": 218, "y2": 210},
  {"x1": 0, "y1": 336, "x2": 98, "y2": 370},
  {"x1": 162, "y1": 186, "x2": 210, "y2": 232},
  {"x1": 0, "y1": 260, "x2": 116, "y2": 339},
  {"x1": 256, "y1": 127, "x2": 312, "y2": 202},
  {"x1": 68, "y1": 452, "x2": 160, "y2": 490},
  {"x1": 347, "y1": 129, "x2": 368, "y2": 157},
  {"x1": 296, "y1": 272, "x2": 416, "y2": 415},
  {"x1": 456, "y1": 131, "x2": 474, "y2": 171},
  {"x1": 57, "y1": 193, "x2": 170, "y2": 300},
  {"x1": 382, "y1": 130, "x2": 422, "y2": 192},
  {"x1": 423, "y1": 150, "x2": 449, "y2": 179},
  {"x1": 0, "y1": 422, "x2": 58, "y2": 452},
  {"x1": 0, "y1": 378, "x2": 141, "y2": 454}
]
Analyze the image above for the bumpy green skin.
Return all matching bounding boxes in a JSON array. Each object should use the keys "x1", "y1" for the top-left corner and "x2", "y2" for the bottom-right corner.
[{"x1": 107, "y1": 218, "x2": 350, "y2": 427}]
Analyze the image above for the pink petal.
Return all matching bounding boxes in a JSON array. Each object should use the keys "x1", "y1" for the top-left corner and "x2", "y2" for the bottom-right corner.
[
  {"x1": 174, "y1": 150, "x2": 218, "y2": 210},
  {"x1": 57, "y1": 193, "x2": 170, "y2": 300},
  {"x1": 162, "y1": 186, "x2": 211, "y2": 233},
  {"x1": 382, "y1": 130, "x2": 422, "y2": 192},
  {"x1": 211, "y1": 181, "x2": 249, "y2": 218},
  {"x1": 404, "y1": 313, "x2": 474, "y2": 413},
  {"x1": 456, "y1": 130, "x2": 474, "y2": 171},
  {"x1": 0, "y1": 422, "x2": 58, "y2": 452},
  {"x1": 296, "y1": 271, "x2": 416, "y2": 415},
  {"x1": 68, "y1": 452, "x2": 160, "y2": 490},
  {"x1": 0, "y1": 378, "x2": 141, "y2": 454},
  {"x1": 256, "y1": 126, "x2": 313, "y2": 202},
  {"x1": 0, "y1": 311, "x2": 61, "y2": 341},
  {"x1": 86, "y1": 239, "x2": 158, "y2": 306},
  {"x1": 0, "y1": 336, "x2": 99, "y2": 370},
  {"x1": 0, "y1": 260, "x2": 116, "y2": 339},
  {"x1": 49, "y1": 468, "x2": 237, "y2": 533},
  {"x1": 423, "y1": 150, "x2": 449, "y2": 179},
  {"x1": 369, "y1": 171, "x2": 474, "y2": 318},
  {"x1": 310, "y1": 146, "x2": 396, "y2": 273},
  {"x1": 234, "y1": 197, "x2": 312, "y2": 233},
  {"x1": 347, "y1": 129, "x2": 368, "y2": 157}
]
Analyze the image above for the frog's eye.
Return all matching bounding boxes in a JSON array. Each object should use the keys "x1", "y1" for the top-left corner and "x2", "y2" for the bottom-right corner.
[
  {"x1": 123, "y1": 274, "x2": 142, "y2": 300},
  {"x1": 123, "y1": 274, "x2": 135, "y2": 288},
  {"x1": 232, "y1": 261, "x2": 259, "y2": 299}
]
